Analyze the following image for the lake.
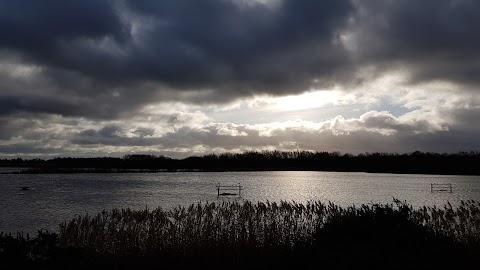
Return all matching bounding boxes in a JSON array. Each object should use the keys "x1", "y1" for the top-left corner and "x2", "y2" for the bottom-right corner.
[{"x1": 1, "y1": 171, "x2": 479, "y2": 234}]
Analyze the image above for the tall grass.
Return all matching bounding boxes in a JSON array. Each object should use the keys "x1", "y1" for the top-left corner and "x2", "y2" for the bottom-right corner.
[
  {"x1": 410, "y1": 200, "x2": 480, "y2": 245},
  {"x1": 58, "y1": 199, "x2": 480, "y2": 257},
  {"x1": 2, "y1": 199, "x2": 479, "y2": 268},
  {"x1": 59, "y1": 201, "x2": 325, "y2": 256}
]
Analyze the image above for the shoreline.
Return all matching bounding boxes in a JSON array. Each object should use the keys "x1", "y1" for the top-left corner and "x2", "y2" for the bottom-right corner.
[{"x1": 3, "y1": 167, "x2": 480, "y2": 176}]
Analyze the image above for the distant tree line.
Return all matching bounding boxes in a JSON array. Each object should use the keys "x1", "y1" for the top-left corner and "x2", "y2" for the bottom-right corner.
[{"x1": 1, "y1": 150, "x2": 480, "y2": 175}]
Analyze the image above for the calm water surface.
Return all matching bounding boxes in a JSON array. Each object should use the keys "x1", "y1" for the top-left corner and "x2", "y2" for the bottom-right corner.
[{"x1": 1, "y1": 171, "x2": 479, "y2": 234}]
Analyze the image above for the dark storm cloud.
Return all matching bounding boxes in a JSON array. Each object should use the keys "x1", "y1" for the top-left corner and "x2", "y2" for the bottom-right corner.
[
  {"x1": 351, "y1": 0, "x2": 480, "y2": 86},
  {"x1": 0, "y1": 0, "x2": 127, "y2": 62},
  {"x1": 1, "y1": 0, "x2": 480, "y2": 158},
  {"x1": 0, "y1": 0, "x2": 355, "y2": 119},
  {"x1": 0, "y1": 95, "x2": 93, "y2": 117},
  {"x1": 0, "y1": 1, "x2": 479, "y2": 112},
  {"x1": 1, "y1": 0, "x2": 479, "y2": 120},
  {"x1": 119, "y1": 0, "x2": 353, "y2": 89}
]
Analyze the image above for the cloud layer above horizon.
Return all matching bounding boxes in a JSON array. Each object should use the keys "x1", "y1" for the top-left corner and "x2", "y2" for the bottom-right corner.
[{"x1": 1, "y1": 0, "x2": 479, "y2": 157}]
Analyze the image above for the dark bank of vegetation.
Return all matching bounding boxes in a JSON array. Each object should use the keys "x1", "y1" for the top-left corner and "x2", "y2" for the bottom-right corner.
[
  {"x1": 1, "y1": 200, "x2": 479, "y2": 269},
  {"x1": 2, "y1": 150, "x2": 480, "y2": 175}
]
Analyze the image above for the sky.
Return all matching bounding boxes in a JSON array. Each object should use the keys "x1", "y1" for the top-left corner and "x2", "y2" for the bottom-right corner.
[{"x1": 1, "y1": 0, "x2": 479, "y2": 158}]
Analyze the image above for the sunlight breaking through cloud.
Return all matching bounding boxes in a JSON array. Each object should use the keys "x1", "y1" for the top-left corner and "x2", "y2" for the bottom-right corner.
[{"x1": 0, "y1": 0, "x2": 479, "y2": 157}]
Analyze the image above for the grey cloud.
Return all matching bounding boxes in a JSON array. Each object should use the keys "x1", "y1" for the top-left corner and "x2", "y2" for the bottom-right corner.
[
  {"x1": 0, "y1": 95, "x2": 94, "y2": 117},
  {"x1": 5, "y1": 126, "x2": 478, "y2": 158},
  {"x1": 73, "y1": 125, "x2": 161, "y2": 146},
  {"x1": 71, "y1": 124, "x2": 272, "y2": 149},
  {"x1": 0, "y1": 61, "x2": 160, "y2": 119},
  {"x1": 1, "y1": 0, "x2": 479, "y2": 120},
  {"x1": 159, "y1": 126, "x2": 272, "y2": 149},
  {"x1": 351, "y1": 0, "x2": 480, "y2": 86},
  {"x1": 358, "y1": 112, "x2": 440, "y2": 134},
  {"x1": 2, "y1": 104, "x2": 480, "y2": 157},
  {"x1": 0, "y1": 0, "x2": 128, "y2": 64},
  {"x1": 0, "y1": 143, "x2": 60, "y2": 154},
  {"x1": 0, "y1": 113, "x2": 78, "y2": 140},
  {"x1": 0, "y1": 117, "x2": 37, "y2": 140},
  {"x1": 66, "y1": 107, "x2": 477, "y2": 154},
  {"x1": 0, "y1": 0, "x2": 354, "y2": 119},
  {"x1": 114, "y1": 0, "x2": 353, "y2": 89},
  {"x1": 98, "y1": 125, "x2": 122, "y2": 138},
  {"x1": 1, "y1": 0, "x2": 480, "y2": 158},
  {"x1": 133, "y1": 127, "x2": 155, "y2": 137}
]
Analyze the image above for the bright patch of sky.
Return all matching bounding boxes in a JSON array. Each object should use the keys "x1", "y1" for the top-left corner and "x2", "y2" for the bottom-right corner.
[{"x1": 204, "y1": 73, "x2": 417, "y2": 125}]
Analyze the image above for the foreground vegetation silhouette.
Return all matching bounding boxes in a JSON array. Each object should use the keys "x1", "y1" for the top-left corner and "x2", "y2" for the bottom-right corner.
[
  {"x1": 2, "y1": 150, "x2": 480, "y2": 175},
  {"x1": 1, "y1": 200, "x2": 479, "y2": 269}
]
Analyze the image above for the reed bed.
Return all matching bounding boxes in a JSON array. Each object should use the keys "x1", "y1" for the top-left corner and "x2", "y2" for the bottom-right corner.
[
  {"x1": 58, "y1": 199, "x2": 480, "y2": 257},
  {"x1": 59, "y1": 201, "x2": 326, "y2": 256},
  {"x1": 2, "y1": 199, "x2": 479, "y2": 268}
]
